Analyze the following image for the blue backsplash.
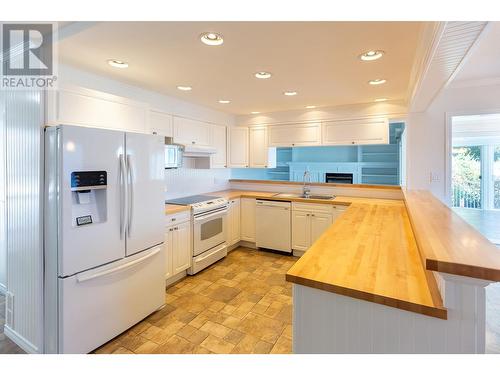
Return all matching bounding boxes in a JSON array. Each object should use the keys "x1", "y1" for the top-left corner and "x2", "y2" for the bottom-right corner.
[{"x1": 231, "y1": 122, "x2": 404, "y2": 186}]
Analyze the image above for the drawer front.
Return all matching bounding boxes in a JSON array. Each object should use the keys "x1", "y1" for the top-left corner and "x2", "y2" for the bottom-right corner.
[
  {"x1": 292, "y1": 202, "x2": 334, "y2": 214},
  {"x1": 166, "y1": 211, "x2": 190, "y2": 226}
]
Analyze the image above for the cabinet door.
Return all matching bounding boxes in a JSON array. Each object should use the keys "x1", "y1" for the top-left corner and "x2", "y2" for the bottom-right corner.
[
  {"x1": 268, "y1": 123, "x2": 321, "y2": 147},
  {"x1": 49, "y1": 86, "x2": 148, "y2": 133},
  {"x1": 292, "y1": 211, "x2": 310, "y2": 251},
  {"x1": 164, "y1": 228, "x2": 174, "y2": 280},
  {"x1": 310, "y1": 213, "x2": 333, "y2": 245},
  {"x1": 231, "y1": 199, "x2": 241, "y2": 245},
  {"x1": 228, "y1": 127, "x2": 249, "y2": 168},
  {"x1": 150, "y1": 110, "x2": 173, "y2": 137},
  {"x1": 173, "y1": 221, "x2": 191, "y2": 274},
  {"x1": 211, "y1": 124, "x2": 227, "y2": 168},
  {"x1": 322, "y1": 118, "x2": 389, "y2": 145},
  {"x1": 173, "y1": 116, "x2": 211, "y2": 146},
  {"x1": 249, "y1": 127, "x2": 276, "y2": 168},
  {"x1": 240, "y1": 198, "x2": 256, "y2": 242}
]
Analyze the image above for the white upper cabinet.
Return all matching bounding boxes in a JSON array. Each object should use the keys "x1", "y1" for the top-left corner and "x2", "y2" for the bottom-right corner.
[
  {"x1": 322, "y1": 118, "x2": 389, "y2": 145},
  {"x1": 149, "y1": 110, "x2": 173, "y2": 137},
  {"x1": 228, "y1": 127, "x2": 249, "y2": 168},
  {"x1": 249, "y1": 127, "x2": 276, "y2": 168},
  {"x1": 210, "y1": 124, "x2": 227, "y2": 168},
  {"x1": 173, "y1": 116, "x2": 211, "y2": 146},
  {"x1": 268, "y1": 123, "x2": 321, "y2": 147},
  {"x1": 47, "y1": 86, "x2": 148, "y2": 133}
]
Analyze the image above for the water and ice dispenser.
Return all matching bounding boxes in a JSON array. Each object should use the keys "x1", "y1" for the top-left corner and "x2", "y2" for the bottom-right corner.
[{"x1": 71, "y1": 171, "x2": 108, "y2": 227}]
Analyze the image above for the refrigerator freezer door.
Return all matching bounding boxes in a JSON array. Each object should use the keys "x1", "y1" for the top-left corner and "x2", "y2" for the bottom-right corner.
[
  {"x1": 125, "y1": 133, "x2": 165, "y2": 256},
  {"x1": 58, "y1": 126, "x2": 126, "y2": 277},
  {"x1": 58, "y1": 245, "x2": 165, "y2": 353}
]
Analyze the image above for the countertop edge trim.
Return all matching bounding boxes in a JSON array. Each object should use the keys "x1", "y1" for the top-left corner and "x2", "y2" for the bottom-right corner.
[{"x1": 286, "y1": 274, "x2": 448, "y2": 320}]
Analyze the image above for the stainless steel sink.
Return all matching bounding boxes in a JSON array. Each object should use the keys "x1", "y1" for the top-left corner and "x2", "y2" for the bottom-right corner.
[{"x1": 273, "y1": 193, "x2": 335, "y2": 200}]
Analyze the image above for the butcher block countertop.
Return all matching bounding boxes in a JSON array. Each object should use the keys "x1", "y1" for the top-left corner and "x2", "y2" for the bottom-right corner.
[
  {"x1": 285, "y1": 198, "x2": 447, "y2": 319},
  {"x1": 404, "y1": 190, "x2": 500, "y2": 281}
]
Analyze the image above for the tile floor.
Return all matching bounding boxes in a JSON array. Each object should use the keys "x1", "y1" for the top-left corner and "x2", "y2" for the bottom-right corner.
[
  {"x1": 0, "y1": 294, "x2": 24, "y2": 354},
  {"x1": 94, "y1": 247, "x2": 297, "y2": 354}
]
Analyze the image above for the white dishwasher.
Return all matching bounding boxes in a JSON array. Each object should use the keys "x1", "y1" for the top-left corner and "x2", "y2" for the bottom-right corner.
[{"x1": 255, "y1": 200, "x2": 292, "y2": 253}]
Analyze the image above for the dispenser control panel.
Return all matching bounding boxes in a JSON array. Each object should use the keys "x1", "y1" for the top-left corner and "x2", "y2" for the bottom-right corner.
[{"x1": 71, "y1": 171, "x2": 107, "y2": 191}]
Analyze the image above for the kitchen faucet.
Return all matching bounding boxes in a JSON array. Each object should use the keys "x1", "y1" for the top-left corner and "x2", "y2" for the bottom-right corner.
[{"x1": 303, "y1": 170, "x2": 311, "y2": 197}]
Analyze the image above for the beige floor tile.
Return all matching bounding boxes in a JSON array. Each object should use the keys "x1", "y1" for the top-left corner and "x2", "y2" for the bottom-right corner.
[
  {"x1": 98, "y1": 247, "x2": 299, "y2": 355},
  {"x1": 200, "y1": 335, "x2": 235, "y2": 354},
  {"x1": 112, "y1": 346, "x2": 135, "y2": 354},
  {"x1": 200, "y1": 321, "x2": 232, "y2": 339},
  {"x1": 224, "y1": 329, "x2": 245, "y2": 345},
  {"x1": 271, "y1": 335, "x2": 292, "y2": 354},
  {"x1": 134, "y1": 340, "x2": 160, "y2": 354},
  {"x1": 153, "y1": 335, "x2": 196, "y2": 354}
]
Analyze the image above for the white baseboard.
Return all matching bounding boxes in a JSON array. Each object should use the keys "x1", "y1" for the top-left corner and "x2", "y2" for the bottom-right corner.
[
  {"x1": 165, "y1": 271, "x2": 186, "y2": 287},
  {"x1": 3, "y1": 324, "x2": 39, "y2": 354},
  {"x1": 238, "y1": 241, "x2": 257, "y2": 249}
]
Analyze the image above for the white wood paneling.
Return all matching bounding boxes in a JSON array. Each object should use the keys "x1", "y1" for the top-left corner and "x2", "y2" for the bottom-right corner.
[
  {"x1": 293, "y1": 272, "x2": 492, "y2": 353},
  {"x1": 3, "y1": 90, "x2": 44, "y2": 353},
  {"x1": 0, "y1": 104, "x2": 6, "y2": 293},
  {"x1": 249, "y1": 126, "x2": 276, "y2": 168}
]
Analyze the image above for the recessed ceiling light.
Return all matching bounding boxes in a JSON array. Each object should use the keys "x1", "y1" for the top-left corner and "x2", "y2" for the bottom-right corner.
[
  {"x1": 374, "y1": 98, "x2": 388, "y2": 102},
  {"x1": 177, "y1": 85, "x2": 192, "y2": 91},
  {"x1": 107, "y1": 59, "x2": 128, "y2": 68},
  {"x1": 218, "y1": 100, "x2": 231, "y2": 104},
  {"x1": 359, "y1": 50, "x2": 384, "y2": 61},
  {"x1": 251, "y1": 111, "x2": 260, "y2": 114},
  {"x1": 255, "y1": 71, "x2": 272, "y2": 79},
  {"x1": 283, "y1": 91, "x2": 297, "y2": 96},
  {"x1": 368, "y1": 79, "x2": 387, "y2": 85},
  {"x1": 305, "y1": 105, "x2": 316, "y2": 109},
  {"x1": 200, "y1": 32, "x2": 224, "y2": 46}
]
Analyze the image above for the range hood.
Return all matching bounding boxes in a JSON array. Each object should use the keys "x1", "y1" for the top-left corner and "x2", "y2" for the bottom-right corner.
[{"x1": 182, "y1": 143, "x2": 217, "y2": 157}]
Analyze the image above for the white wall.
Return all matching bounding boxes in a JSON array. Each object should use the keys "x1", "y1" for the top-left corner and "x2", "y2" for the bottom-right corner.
[
  {"x1": 406, "y1": 82, "x2": 500, "y2": 202},
  {"x1": 58, "y1": 64, "x2": 237, "y2": 198}
]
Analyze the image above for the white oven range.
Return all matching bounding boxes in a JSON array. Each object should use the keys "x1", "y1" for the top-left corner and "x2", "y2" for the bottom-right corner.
[{"x1": 165, "y1": 195, "x2": 228, "y2": 274}]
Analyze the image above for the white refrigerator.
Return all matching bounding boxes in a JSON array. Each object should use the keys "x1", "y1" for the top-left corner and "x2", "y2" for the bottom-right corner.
[{"x1": 44, "y1": 125, "x2": 165, "y2": 354}]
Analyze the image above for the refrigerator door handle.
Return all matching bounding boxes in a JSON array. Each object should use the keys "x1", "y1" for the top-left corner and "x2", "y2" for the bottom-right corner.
[
  {"x1": 76, "y1": 247, "x2": 161, "y2": 283},
  {"x1": 119, "y1": 154, "x2": 128, "y2": 239},
  {"x1": 126, "y1": 154, "x2": 134, "y2": 238}
]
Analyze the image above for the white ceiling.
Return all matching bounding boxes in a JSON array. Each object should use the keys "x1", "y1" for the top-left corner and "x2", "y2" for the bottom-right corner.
[
  {"x1": 58, "y1": 22, "x2": 423, "y2": 115},
  {"x1": 454, "y1": 22, "x2": 500, "y2": 82}
]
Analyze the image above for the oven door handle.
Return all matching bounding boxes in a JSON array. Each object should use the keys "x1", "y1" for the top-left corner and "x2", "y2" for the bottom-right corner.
[{"x1": 193, "y1": 208, "x2": 228, "y2": 222}]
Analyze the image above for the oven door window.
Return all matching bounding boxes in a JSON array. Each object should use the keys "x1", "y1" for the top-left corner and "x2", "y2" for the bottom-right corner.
[{"x1": 201, "y1": 217, "x2": 223, "y2": 240}]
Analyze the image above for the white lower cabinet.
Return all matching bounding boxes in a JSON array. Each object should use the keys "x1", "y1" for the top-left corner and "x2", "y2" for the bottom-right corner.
[
  {"x1": 240, "y1": 198, "x2": 256, "y2": 242},
  {"x1": 291, "y1": 203, "x2": 347, "y2": 252},
  {"x1": 227, "y1": 198, "x2": 241, "y2": 246},
  {"x1": 165, "y1": 215, "x2": 191, "y2": 280}
]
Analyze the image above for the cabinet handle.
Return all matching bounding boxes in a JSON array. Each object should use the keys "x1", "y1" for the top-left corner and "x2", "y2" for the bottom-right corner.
[
  {"x1": 192, "y1": 141, "x2": 196, "y2": 144},
  {"x1": 351, "y1": 141, "x2": 355, "y2": 144},
  {"x1": 169, "y1": 228, "x2": 173, "y2": 232},
  {"x1": 172, "y1": 218, "x2": 176, "y2": 221},
  {"x1": 311, "y1": 214, "x2": 315, "y2": 217}
]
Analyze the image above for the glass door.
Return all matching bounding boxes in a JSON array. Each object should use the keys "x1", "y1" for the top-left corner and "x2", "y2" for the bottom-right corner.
[
  {"x1": 452, "y1": 145, "x2": 482, "y2": 208},
  {"x1": 493, "y1": 145, "x2": 500, "y2": 209}
]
